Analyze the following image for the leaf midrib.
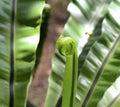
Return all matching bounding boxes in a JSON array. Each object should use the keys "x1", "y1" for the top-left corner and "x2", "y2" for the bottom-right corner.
[
  {"x1": 73, "y1": 0, "x2": 111, "y2": 34},
  {"x1": 10, "y1": 0, "x2": 16, "y2": 107},
  {"x1": 82, "y1": 35, "x2": 120, "y2": 107}
]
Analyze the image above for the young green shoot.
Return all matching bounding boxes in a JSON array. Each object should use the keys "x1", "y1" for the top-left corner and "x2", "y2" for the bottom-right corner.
[{"x1": 56, "y1": 37, "x2": 78, "y2": 107}]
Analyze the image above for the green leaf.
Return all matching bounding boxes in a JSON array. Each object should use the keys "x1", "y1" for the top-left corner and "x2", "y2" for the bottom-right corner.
[
  {"x1": 76, "y1": 1, "x2": 120, "y2": 106},
  {"x1": 0, "y1": 0, "x2": 45, "y2": 107},
  {"x1": 45, "y1": 0, "x2": 112, "y2": 107},
  {"x1": 97, "y1": 76, "x2": 120, "y2": 107}
]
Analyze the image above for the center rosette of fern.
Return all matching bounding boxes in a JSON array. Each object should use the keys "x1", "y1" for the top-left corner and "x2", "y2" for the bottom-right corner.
[{"x1": 56, "y1": 37, "x2": 76, "y2": 56}]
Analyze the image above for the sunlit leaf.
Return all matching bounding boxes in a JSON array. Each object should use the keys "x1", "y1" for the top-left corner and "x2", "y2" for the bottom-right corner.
[
  {"x1": 45, "y1": 0, "x2": 114, "y2": 107},
  {"x1": 97, "y1": 76, "x2": 120, "y2": 107},
  {"x1": 0, "y1": 0, "x2": 45, "y2": 106}
]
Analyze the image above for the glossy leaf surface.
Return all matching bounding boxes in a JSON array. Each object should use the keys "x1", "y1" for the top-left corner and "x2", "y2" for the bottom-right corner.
[
  {"x1": 0, "y1": 0, "x2": 45, "y2": 107},
  {"x1": 45, "y1": 0, "x2": 116, "y2": 107},
  {"x1": 98, "y1": 76, "x2": 120, "y2": 107},
  {"x1": 76, "y1": 0, "x2": 120, "y2": 106}
]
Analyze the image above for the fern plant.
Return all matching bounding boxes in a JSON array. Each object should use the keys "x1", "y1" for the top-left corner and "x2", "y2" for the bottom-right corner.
[
  {"x1": 45, "y1": 0, "x2": 120, "y2": 107},
  {"x1": 0, "y1": 0, "x2": 120, "y2": 107},
  {"x1": 0, "y1": 0, "x2": 45, "y2": 107}
]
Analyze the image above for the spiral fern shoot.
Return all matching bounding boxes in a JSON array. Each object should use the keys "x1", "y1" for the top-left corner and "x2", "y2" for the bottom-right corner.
[{"x1": 56, "y1": 37, "x2": 78, "y2": 107}]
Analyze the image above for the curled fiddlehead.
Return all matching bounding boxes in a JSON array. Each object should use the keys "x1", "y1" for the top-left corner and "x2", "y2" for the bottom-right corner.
[
  {"x1": 56, "y1": 37, "x2": 78, "y2": 107},
  {"x1": 56, "y1": 37, "x2": 76, "y2": 56}
]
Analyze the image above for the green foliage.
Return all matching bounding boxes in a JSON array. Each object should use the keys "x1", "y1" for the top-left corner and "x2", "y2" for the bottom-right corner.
[
  {"x1": 98, "y1": 76, "x2": 120, "y2": 107},
  {"x1": 45, "y1": 0, "x2": 120, "y2": 107},
  {"x1": 0, "y1": 0, "x2": 45, "y2": 107},
  {"x1": 0, "y1": 0, "x2": 120, "y2": 107},
  {"x1": 56, "y1": 37, "x2": 78, "y2": 107}
]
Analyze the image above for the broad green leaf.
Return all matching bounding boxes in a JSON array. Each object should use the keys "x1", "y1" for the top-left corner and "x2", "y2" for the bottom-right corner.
[
  {"x1": 0, "y1": 0, "x2": 45, "y2": 107},
  {"x1": 45, "y1": 0, "x2": 112, "y2": 107},
  {"x1": 97, "y1": 76, "x2": 120, "y2": 107},
  {"x1": 76, "y1": 1, "x2": 120, "y2": 106}
]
